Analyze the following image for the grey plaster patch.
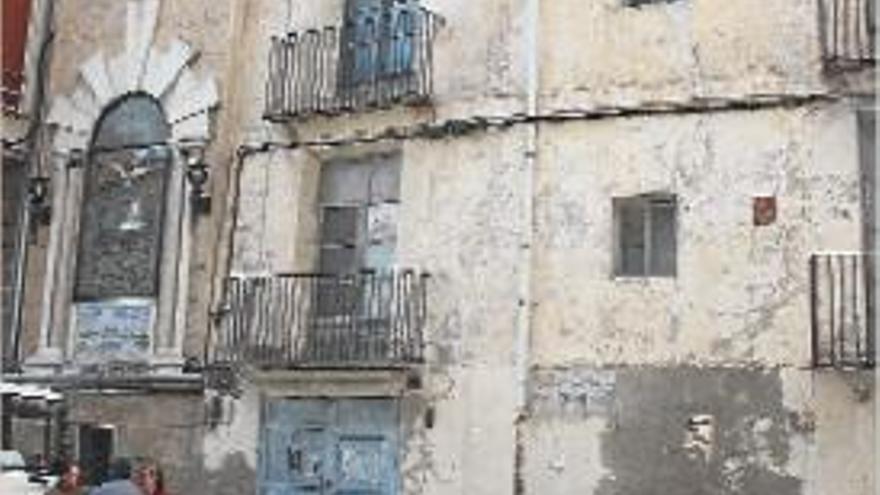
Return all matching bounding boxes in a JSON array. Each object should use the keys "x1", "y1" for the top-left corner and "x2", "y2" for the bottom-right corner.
[
  {"x1": 200, "y1": 452, "x2": 256, "y2": 495},
  {"x1": 529, "y1": 367, "x2": 616, "y2": 417},
  {"x1": 399, "y1": 393, "x2": 434, "y2": 495},
  {"x1": 593, "y1": 367, "x2": 802, "y2": 495}
]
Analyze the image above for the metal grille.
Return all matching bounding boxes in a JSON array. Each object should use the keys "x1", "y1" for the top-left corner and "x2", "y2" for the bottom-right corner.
[
  {"x1": 819, "y1": 0, "x2": 877, "y2": 67},
  {"x1": 210, "y1": 270, "x2": 428, "y2": 368},
  {"x1": 810, "y1": 253, "x2": 876, "y2": 368},
  {"x1": 264, "y1": 7, "x2": 440, "y2": 121}
]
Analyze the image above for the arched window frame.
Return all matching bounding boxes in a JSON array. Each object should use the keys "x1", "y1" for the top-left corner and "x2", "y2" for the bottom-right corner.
[{"x1": 34, "y1": 92, "x2": 193, "y2": 370}]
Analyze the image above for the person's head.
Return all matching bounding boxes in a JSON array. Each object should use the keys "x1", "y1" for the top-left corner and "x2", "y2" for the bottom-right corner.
[
  {"x1": 134, "y1": 458, "x2": 165, "y2": 495},
  {"x1": 56, "y1": 460, "x2": 82, "y2": 489}
]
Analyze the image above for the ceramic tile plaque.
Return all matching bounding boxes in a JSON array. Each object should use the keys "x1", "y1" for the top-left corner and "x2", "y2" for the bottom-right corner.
[{"x1": 74, "y1": 300, "x2": 152, "y2": 361}]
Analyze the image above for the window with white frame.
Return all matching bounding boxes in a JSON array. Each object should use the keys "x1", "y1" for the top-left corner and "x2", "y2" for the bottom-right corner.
[{"x1": 613, "y1": 193, "x2": 677, "y2": 277}]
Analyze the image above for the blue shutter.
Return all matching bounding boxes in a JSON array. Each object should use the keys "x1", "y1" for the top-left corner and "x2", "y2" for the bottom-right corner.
[{"x1": 343, "y1": 0, "x2": 418, "y2": 85}]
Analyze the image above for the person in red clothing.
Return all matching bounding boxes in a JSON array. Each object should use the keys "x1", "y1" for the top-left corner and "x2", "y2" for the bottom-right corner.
[
  {"x1": 45, "y1": 460, "x2": 86, "y2": 495},
  {"x1": 133, "y1": 458, "x2": 168, "y2": 495}
]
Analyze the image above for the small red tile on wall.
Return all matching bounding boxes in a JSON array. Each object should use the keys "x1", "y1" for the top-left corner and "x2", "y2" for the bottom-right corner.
[{"x1": 753, "y1": 196, "x2": 777, "y2": 226}]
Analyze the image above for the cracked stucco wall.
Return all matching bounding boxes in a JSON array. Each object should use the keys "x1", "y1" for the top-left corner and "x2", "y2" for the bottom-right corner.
[
  {"x1": 13, "y1": 0, "x2": 874, "y2": 493},
  {"x1": 540, "y1": 0, "x2": 825, "y2": 108},
  {"x1": 524, "y1": 367, "x2": 875, "y2": 495},
  {"x1": 532, "y1": 103, "x2": 864, "y2": 367},
  {"x1": 524, "y1": 101, "x2": 874, "y2": 494},
  {"x1": 224, "y1": 127, "x2": 528, "y2": 495},
  {"x1": 136, "y1": 0, "x2": 873, "y2": 493}
]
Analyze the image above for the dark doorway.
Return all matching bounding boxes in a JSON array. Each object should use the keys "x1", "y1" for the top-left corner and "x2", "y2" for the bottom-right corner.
[{"x1": 78, "y1": 425, "x2": 113, "y2": 486}]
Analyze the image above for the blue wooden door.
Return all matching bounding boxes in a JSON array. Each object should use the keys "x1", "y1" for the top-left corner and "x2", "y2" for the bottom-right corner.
[
  {"x1": 260, "y1": 399, "x2": 333, "y2": 494},
  {"x1": 259, "y1": 398, "x2": 399, "y2": 495}
]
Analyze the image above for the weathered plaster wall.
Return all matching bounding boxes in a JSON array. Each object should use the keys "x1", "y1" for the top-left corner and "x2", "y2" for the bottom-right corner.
[
  {"x1": 540, "y1": 0, "x2": 824, "y2": 110},
  {"x1": 67, "y1": 392, "x2": 206, "y2": 493},
  {"x1": 532, "y1": 102, "x2": 864, "y2": 367},
  {"x1": 226, "y1": 128, "x2": 531, "y2": 494},
  {"x1": 201, "y1": 385, "x2": 260, "y2": 495},
  {"x1": 524, "y1": 367, "x2": 875, "y2": 495},
  {"x1": 231, "y1": 148, "x2": 319, "y2": 275},
  {"x1": 23, "y1": 1, "x2": 874, "y2": 494}
]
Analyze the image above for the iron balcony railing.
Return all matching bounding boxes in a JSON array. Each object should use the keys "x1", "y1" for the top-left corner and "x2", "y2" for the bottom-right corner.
[
  {"x1": 810, "y1": 253, "x2": 875, "y2": 368},
  {"x1": 210, "y1": 270, "x2": 428, "y2": 369},
  {"x1": 819, "y1": 0, "x2": 876, "y2": 67},
  {"x1": 264, "y1": 7, "x2": 441, "y2": 121}
]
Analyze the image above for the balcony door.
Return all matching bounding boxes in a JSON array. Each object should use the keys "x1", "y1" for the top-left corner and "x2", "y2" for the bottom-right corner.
[
  {"x1": 306, "y1": 155, "x2": 400, "y2": 360},
  {"x1": 318, "y1": 155, "x2": 399, "y2": 278},
  {"x1": 340, "y1": 0, "x2": 419, "y2": 89}
]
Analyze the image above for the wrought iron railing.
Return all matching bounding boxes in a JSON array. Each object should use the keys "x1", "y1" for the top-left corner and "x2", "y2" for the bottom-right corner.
[
  {"x1": 210, "y1": 270, "x2": 428, "y2": 368},
  {"x1": 810, "y1": 253, "x2": 875, "y2": 368},
  {"x1": 819, "y1": 0, "x2": 876, "y2": 67},
  {"x1": 264, "y1": 7, "x2": 441, "y2": 121}
]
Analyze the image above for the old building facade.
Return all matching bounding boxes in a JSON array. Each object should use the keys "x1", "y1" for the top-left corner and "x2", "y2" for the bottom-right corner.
[{"x1": 1, "y1": 0, "x2": 877, "y2": 494}]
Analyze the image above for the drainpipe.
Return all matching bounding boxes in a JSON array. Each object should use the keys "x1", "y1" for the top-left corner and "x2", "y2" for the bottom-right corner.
[
  {"x1": 515, "y1": 0, "x2": 539, "y2": 415},
  {"x1": 873, "y1": 101, "x2": 879, "y2": 495},
  {"x1": 513, "y1": 0, "x2": 538, "y2": 492}
]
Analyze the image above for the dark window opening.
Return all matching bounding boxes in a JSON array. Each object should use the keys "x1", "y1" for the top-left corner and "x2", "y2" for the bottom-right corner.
[
  {"x1": 614, "y1": 194, "x2": 677, "y2": 277},
  {"x1": 74, "y1": 94, "x2": 171, "y2": 301}
]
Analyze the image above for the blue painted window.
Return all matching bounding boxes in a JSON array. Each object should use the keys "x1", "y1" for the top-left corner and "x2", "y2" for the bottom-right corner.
[{"x1": 342, "y1": 0, "x2": 419, "y2": 86}]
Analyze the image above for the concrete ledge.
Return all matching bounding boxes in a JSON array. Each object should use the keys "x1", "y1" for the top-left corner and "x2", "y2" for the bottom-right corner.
[
  {"x1": 1, "y1": 372, "x2": 204, "y2": 393},
  {"x1": 250, "y1": 367, "x2": 422, "y2": 398}
]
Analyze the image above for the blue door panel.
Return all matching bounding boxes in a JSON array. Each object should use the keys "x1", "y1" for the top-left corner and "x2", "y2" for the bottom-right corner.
[
  {"x1": 335, "y1": 435, "x2": 390, "y2": 494},
  {"x1": 259, "y1": 398, "x2": 399, "y2": 495}
]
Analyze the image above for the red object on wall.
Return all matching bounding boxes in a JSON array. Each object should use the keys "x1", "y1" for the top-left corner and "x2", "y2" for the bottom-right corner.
[
  {"x1": 2, "y1": 0, "x2": 33, "y2": 112},
  {"x1": 753, "y1": 196, "x2": 777, "y2": 226}
]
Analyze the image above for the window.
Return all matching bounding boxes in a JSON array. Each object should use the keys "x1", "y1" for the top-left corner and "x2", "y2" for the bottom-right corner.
[
  {"x1": 72, "y1": 94, "x2": 172, "y2": 361},
  {"x1": 316, "y1": 154, "x2": 400, "y2": 316},
  {"x1": 613, "y1": 194, "x2": 677, "y2": 277},
  {"x1": 340, "y1": 0, "x2": 419, "y2": 87},
  {"x1": 318, "y1": 154, "x2": 400, "y2": 275}
]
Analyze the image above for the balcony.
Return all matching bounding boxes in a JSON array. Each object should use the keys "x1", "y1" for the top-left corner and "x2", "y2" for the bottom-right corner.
[
  {"x1": 209, "y1": 270, "x2": 428, "y2": 369},
  {"x1": 264, "y1": 7, "x2": 441, "y2": 121},
  {"x1": 810, "y1": 253, "x2": 875, "y2": 368},
  {"x1": 819, "y1": 0, "x2": 876, "y2": 69}
]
